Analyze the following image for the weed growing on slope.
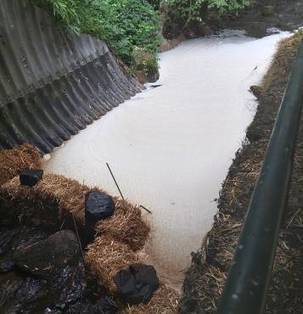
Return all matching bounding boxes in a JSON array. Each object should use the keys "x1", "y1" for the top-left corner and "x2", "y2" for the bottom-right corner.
[{"x1": 32, "y1": 0, "x2": 160, "y2": 77}]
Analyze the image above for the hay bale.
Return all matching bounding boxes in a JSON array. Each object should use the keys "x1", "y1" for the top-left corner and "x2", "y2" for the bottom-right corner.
[
  {"x1": 0, "y1": 177, "x2": 59, "y2": 228},
  {"x1": 96, "y1": 199, "x2": 150, "y2": 251},
  {"x1": 0, "y1": 174, "x2": 149, "y2": 244},
  {"x1": 0, "y1": 144, "x2": 41, "y2": 186},
  {"x1": 123, "y1": 284, "x2": 180, "y2": 314},
  {"x1": 36, "y1": 174, "x2": 91, "y2": 223},
  {"x1": 0, "y1": 174, "x2": 90, "y2": 226},
  {"x1": 85, "y1": 235, "x2": 139, "y2": 291},
  {"x1": 86, "y1": 236, "x2": 179, "y2": 312}
]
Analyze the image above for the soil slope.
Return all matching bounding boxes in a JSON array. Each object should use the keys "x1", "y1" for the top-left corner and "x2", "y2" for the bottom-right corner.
[{"x1": 220, "y1": 0, "x2": 303, "y2": 37}]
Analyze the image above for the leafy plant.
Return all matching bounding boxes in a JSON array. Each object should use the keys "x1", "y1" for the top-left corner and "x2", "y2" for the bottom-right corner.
[
  {"x1": 162, "y1": 0, "x2": 250, "y2": 32},
  {"x1": 31, "y1": 0, "x2": 161, "y2": 71}
]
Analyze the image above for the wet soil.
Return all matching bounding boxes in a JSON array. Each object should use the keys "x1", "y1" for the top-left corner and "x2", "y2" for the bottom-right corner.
[
  {"x1": 216, "y1": 0, "x2": 303, "y2": 38},
  {"x1": 163, "y1": 0, "x2": 303, "y2": 41},
  {"x1": 180, "y1": 32, "x2": 303, "y2": 313}
]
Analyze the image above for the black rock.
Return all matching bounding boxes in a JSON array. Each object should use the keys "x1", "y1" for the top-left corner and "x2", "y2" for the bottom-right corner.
[
  {"x1": 0, "y1": 226, "x2": 108, "y2": 313},
  {"x1": 85, "y1": 191, "x2": 115, "y2": 223},
  {"x1": 20, "y1": 169, "x2": 43, "y2": 187},
  {"x1": 0, "y1": 258, "x2": 15, "y2": 272},
  {"x1": 113, "y1": 264, "x2": 160, "y2": 305},
  {"x1": 0, "y1": 228, "x2": 19, "y2": 255},
  {"x1": 14, "y1": 230, "x2": 80, "y2": 277},
  {"x1": 95, "y1": 296, "x2": 119, "y2": 314},
  {"x1": 68, "y1": 295, "x2": 118, "y2": 314}
]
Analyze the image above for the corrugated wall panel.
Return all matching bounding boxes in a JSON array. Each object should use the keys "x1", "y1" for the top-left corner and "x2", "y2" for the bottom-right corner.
[{"x1": 0, "y1": 0, "x2": 142, "y2": 153}]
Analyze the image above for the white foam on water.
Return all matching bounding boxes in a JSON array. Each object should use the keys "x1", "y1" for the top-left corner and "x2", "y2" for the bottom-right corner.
[{"x1": 44, "y1": 31, "x2": 289, "y2": 287}]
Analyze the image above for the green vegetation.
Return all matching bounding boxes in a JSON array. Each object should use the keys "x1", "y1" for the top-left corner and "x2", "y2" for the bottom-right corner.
[
  {"x1": 172, "y1": 0, "x2": 248, "y2": 26},
  {"x1": 165, "y1": 0, "x2": 250, "y2": 13},
  {"x1": 152, "y1": 0, "x2": 249, "y2": 16},
  {"x1": 32, "y1": 0, "x2": 160, "y2": 77},
  {"x1": 149, "y1": 0, "x2": 250, "y2": 39},
  {"x1": 31, "y1": 0, "x2": 251, "y2": 81}
]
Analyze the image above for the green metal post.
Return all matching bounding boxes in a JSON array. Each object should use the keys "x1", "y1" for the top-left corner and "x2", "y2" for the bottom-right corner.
[{"x1": 217, "y1": 41, "x2": 303, "y2": 314}]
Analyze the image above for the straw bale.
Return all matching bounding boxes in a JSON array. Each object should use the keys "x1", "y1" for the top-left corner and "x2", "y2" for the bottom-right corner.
[
  {"x1": 122, "y1": 284, "x2": 180, "y2": 314},
  {"x1": 0, "y1": 144, "x2": 41, "y2": 186},
  {"x1": 96, "y1": 199, "x2": 150, "y2": 251},
  {"x1": 85, "y1": 234, "x2": 139, "y2": 291}
]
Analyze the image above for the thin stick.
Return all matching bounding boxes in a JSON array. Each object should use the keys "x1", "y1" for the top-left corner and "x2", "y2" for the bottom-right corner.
[
  {"x1": 106, "y1": 162, "x2": 152, "y2": 214},
  {"x1": 140, "y1": 205, "x2": 152, "y2": 214},
  {"x1": 106, "y1": 162, "x2": 125, "y2": 200},
  {"x1": 59, "y1": 218, "x2": 66, "y2": 230},
  {"x1": 71, "y1": 213, "x2": 85, "y2": 262}
]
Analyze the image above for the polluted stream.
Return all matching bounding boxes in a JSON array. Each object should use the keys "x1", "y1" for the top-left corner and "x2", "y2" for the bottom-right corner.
[{"x1": 44, "y1": 30, "x2": 289, "y2": 288}]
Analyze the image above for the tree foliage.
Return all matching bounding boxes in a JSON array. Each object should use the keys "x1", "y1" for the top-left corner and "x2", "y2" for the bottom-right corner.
[
  {"x1": 32, "y1": 0, "x2": 161, "y2": 68},
  {"x1": 148, "y1": 0, "x2": 249, "y2": 34},
  {"x1": 163, "y1": 0, "x2": 249, "y2": 24},
  {"x1": 31, "y1": 0, "x2": 250, "y2": 79}
]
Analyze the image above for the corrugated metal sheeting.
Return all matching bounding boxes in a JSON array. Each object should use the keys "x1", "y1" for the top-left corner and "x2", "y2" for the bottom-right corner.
[{"x1": 0, "y1": 0, "x2": 142, "y2": 153}]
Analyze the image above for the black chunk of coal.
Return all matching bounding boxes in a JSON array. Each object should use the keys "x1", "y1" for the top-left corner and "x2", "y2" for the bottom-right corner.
[
  {"x1": 19, "y1": 169, "x2": 43, "y2": 187},
  {"x1": 113, "y1": 264, "x2": 160, "y2": 305},
  {"x1": 85, "y1": 191, "x2": 115, "y2": 224}
]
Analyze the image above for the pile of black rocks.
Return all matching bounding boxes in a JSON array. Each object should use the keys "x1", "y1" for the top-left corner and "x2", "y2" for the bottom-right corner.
[{"x1": 0, "y1": 170, "x2": 160, "y2": 313}]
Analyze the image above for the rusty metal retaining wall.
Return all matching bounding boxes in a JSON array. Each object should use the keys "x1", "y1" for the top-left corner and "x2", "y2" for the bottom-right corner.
[{"x1": 0, "y1": 0, "x2": 142, "y2": 153}]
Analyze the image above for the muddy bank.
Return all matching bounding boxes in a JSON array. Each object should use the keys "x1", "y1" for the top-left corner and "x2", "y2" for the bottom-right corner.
[
  {"x1": 220, "y1": 0, "x2": 303, "y2": 38},
  {"x1": 162, "y1": 0, "x2": 303, "y2": 43},
  {"x1": 180, "y1": 31, "x2": 303, "y2": 313}
]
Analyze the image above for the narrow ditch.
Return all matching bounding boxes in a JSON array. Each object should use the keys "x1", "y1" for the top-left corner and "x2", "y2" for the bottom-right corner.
[{"x1": 44, "y1": 31, "x2": 289, "y2": 289}]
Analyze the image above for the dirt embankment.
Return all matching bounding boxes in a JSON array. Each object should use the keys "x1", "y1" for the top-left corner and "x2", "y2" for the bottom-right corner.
[
  {"x1": 180, "y1": 31, "x2": 303, "y2": 313},
  {"x1": 161, "y1": 0, "x2": 303, "y2": 46},
  {"x1": 218, "y1": 0, "x2": 303, "y2": 38}
]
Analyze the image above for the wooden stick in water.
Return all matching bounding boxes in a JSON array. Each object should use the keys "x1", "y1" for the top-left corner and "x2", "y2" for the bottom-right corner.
[
  {"x1": 106, "y1": 162, "x2": 152, "y2": 214},
  {"x1": 140, "y1": 205, "x2": 152, "y2": 214},
  {"x1": 106, "y1": 162, "x2": 125, "y2": 200}
]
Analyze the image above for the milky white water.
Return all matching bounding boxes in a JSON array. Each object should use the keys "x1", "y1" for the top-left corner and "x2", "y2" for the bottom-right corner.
[{"x1": 44, "y1": 31, "x2": 289, "y2": 286}]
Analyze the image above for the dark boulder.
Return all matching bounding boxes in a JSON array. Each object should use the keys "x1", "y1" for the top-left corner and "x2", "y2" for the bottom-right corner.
[
  {"x1": 69, "y1": 295, "x2": 119, "y2": 314},
  {"x1": 85, "y1": 191, "x2": 115, "y2": 243},
  {"x1": 0, "y1": 258, "x2": 15, "y2": 272},
  {"x1": 19, "y1": 169, "x2": 43, "y2": 187},
  {"x1": 96, "y1": 296, "x2": 119, "y2": 314},
  {"x1": 0, "y1": 228, "x2": 19, "y2": 255},
  {"x1": 0, "y1": 272, "x2": 49, "y2": 313},
  {"x1": 0, "y1": 227, "x2": 49, "y2": 273},
  {"x1": 14, "y1": 230, "x2": 80, "y2": 277},
  {"x1": 0, "y1": 226, "x2": 108, "y2": 313},
  {"x1": 113, "y1": 264, "x2": 160, "y2": 305},
  {"x1": 85, "y1": 191, "x2": 115, "y2": 223}
]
